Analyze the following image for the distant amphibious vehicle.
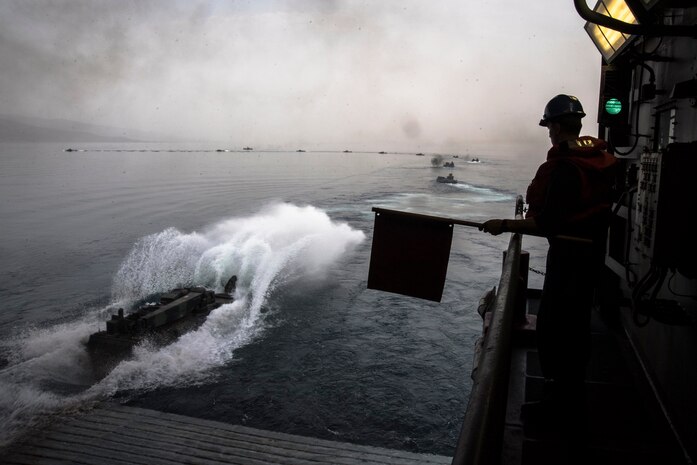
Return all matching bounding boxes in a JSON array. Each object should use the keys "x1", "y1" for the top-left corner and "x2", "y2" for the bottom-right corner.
[
  {"x1": 86, "y1": 275, "x2": 237, "y2": 378},
  {"x1": 436, "y1": 173, "x2": 457, "y2": 184}
]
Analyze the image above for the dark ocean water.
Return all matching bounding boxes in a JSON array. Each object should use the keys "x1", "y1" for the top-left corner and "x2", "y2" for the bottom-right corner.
[{"x1": 0, "y1": 142, "x2": 548, "y2": 456}]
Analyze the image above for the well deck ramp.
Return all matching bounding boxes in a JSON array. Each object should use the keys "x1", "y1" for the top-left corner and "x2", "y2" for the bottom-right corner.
[{"x1": 0, "y1": 404, "x2": 451, "y2": 465}]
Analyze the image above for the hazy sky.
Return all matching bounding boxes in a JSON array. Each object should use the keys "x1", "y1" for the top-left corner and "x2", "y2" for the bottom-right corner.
[{"x1": 0, "y1": 0, "x2": 603, "y2": 152}]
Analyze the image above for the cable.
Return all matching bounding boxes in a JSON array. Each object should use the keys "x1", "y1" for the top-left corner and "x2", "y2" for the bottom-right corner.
[
  {"x1": 649, "y1": 267, "x2": 668, "y2": 302},
  {"x1": 631, "y1": 265, "x2": 662, "y2": 326},
  {"x1": 667, "y1": 271, "x2": 697, "y2": 300},
  {"x1": 611, "y1": 38, "x2": 660, "y2": 156},
  {"x1": 622, "y1": 187, "x2": 638, "y2": 287},
  {"x1": 611, "y1": 59, "x2": 644, "y2": 156}
]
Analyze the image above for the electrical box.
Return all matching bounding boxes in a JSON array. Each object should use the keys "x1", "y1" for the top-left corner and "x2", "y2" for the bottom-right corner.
[{"x1": 635, "y1": 142, "x2": 697, "y2": 276}]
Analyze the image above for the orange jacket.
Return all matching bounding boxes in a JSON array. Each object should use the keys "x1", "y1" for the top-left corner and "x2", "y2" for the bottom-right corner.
[{"x1": 526, "y1": 136, "x2": 617, "y2": 233}]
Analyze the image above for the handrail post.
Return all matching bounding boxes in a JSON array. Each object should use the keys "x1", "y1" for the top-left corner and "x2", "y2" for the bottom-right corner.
[
  {"x1": 515, "y1": 251, "x2": 529, "y2": 327},
  {"x1": 503, "y1": 249, "x2": 529, "y2": 327},
  {"x1": 513, "y1": 195, "x2": 530, "y2": 327}
]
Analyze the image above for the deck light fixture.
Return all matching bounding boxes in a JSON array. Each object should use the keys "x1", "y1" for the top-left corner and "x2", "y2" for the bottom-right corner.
[{"x1": 584, "y1": 0, "x2": 638, "y2": 63}]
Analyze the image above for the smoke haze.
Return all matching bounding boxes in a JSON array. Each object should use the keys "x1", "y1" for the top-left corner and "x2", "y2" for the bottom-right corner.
[{"x1": 0, "y1": 0, "x2": 602, "y2": 153}]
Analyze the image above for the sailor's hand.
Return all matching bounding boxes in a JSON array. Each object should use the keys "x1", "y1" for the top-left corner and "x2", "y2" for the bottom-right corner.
[{"x1": 479, "y1": 219, "x2": 506, "y2": 236}]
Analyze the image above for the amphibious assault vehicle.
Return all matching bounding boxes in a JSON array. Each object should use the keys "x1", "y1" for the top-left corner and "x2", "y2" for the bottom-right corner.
[{"x1": 86, "y1": 275, "x2": 237, "y2": 378}]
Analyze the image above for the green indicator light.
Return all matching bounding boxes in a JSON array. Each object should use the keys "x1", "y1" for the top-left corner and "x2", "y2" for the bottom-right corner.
[{"x1": 605, "y1": 98, "x2": 622, "y2": 115}]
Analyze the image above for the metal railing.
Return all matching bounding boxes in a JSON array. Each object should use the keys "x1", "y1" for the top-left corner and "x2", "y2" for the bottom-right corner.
[{"x1": 451, "y1": 196, "x2": 526, "y2": 465}]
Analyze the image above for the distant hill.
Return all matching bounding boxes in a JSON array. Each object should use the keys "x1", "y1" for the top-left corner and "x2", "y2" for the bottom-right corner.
[{"x1": 0, "y1": 115, "x2": 166, "y2": 143}]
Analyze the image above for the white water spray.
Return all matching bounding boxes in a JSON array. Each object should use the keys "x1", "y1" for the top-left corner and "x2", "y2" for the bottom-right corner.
[{"x1": 0, "y1": 203, "x2": 364, "y2": 446}]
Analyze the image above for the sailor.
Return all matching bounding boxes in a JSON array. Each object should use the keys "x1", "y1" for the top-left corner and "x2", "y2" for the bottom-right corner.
[{"x1": 479, "y1": 94, "x2": 618, "y2": 431}]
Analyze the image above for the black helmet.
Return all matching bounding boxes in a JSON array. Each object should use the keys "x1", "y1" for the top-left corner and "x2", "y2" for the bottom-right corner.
[{"x1": 539, "y1": 94, "x2": 586, "y2": 126}]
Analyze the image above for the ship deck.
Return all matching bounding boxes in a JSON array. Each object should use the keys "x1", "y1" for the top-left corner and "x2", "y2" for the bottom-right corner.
[
  {"x1": 0, "y1": 403, "x2": 451, "y2": 465},
  {"x1": 501, "y1": 291, "x2": 688, "y2": 465}
]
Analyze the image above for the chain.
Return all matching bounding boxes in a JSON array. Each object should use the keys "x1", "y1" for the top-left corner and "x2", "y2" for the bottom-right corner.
[{"x1": 529, "y1": 267, "x2": 546, "y2": 276}]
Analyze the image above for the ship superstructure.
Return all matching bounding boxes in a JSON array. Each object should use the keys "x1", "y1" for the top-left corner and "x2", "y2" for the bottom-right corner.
[
  {"x1": 448, "y1": 3, "x2": 697, "y2": 464},
  {"x1": 577, "y1": 1, "x2": 697, "y2": 460}
]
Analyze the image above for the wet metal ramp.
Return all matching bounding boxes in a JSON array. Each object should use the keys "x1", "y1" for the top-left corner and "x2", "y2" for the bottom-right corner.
[{"x1": 0, "y1": 404, "x2": 452, "y2": 465}]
